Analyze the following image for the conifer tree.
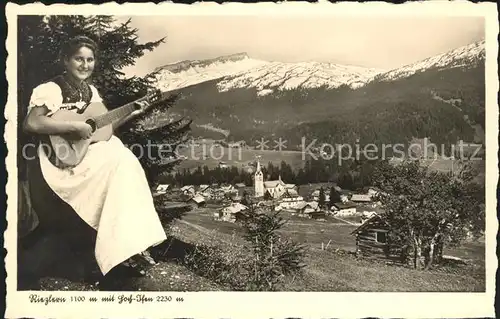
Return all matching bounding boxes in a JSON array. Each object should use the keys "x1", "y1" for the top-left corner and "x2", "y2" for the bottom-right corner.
[
  {"x1": 318, "y1": 187, "x2": 326, "y2": 209},
  {"x1": 329, "y1": 186, "x2": 340, "y2": 208},
  {"x1": 17, "y1": 15, "x2": 191, "y2": 186}
]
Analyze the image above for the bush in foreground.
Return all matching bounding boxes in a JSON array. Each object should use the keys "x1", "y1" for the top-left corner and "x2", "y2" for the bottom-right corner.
[{"x1": 182, "y1": 205, "x2": 307, "y2": 291}]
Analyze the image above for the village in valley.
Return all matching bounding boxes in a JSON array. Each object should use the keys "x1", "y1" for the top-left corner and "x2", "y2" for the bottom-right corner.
[
  {"x1": 149, "y1": 140, "x2": 485, "y2": 281},
  {"x1": 155, "y1": 159, "x2": 381, "y2": 221},
  {"x1": 153, "y1": 157, "x2": 402, "y2": 258}
]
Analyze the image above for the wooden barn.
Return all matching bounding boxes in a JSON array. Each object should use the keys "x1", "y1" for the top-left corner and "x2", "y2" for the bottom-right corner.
[
  {"x1": 350, "y1": 213, "x2": 392, "y2": 259},
  {"x1": 306, "y1": 210, "x2": 327, "y2": 220},
  {"x1": 351, "y1": 214, "x2": 448, "y2": 265},
  {"x1": 187, "y1": 195, "x2": 206, "y2": 208}
]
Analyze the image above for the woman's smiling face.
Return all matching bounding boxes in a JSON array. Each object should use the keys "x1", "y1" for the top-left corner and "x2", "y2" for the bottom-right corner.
[{"x1": 64, "y1": 46, "x2": 95, "y2": 82}]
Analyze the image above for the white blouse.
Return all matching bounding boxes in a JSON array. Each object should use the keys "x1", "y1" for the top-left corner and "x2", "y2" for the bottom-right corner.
[{"x1": 28, "y1": 81, "x2": 102, "y2": 116}]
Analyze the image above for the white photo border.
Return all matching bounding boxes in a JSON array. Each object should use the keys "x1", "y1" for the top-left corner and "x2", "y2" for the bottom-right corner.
[{"x1": 4, "y1": 1, "x2": 498, "y2": 318}]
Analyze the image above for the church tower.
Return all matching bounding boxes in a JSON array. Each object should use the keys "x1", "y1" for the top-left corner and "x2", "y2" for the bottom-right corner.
[{"x1": 254, "y1": 159, "x2": 264, "y2": 197}]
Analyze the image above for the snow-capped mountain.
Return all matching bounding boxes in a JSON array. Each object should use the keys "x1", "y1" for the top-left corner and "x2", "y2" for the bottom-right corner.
[
  {"x1": 153, "y1": 39, "x2": 484, "y2": 96},
  {"x1": 154, "y1": 53, "x2": 384, "y2": 95},
  {"x1": 151, "y1": 39, "x2": 484, "y2": 157},
  {"x1": 154, "y1": 53, "x2": 269, "y2": 91},
  {"x1": 217, "y1": 62, "x2": 384, "y2": 96},
  {"x1": 372, "y1": 39, "x2": 485, "y2": 82}
]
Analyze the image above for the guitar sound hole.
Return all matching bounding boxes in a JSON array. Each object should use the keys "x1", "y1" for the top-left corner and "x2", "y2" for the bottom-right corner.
[{"x1": 85, "y1": 119, "x2": 97, "y2": 132}]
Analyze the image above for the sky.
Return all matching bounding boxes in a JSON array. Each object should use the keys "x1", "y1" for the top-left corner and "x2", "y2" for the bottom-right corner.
[{"x1": 115, "y1": 15, "x2": 485, "y2": 77}]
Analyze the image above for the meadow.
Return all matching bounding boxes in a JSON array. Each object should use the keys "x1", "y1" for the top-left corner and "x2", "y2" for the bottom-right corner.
[
  {"x1": 171, "y1": 207, "x2": 486, "y2": 292},
  {"x1": 28, "y1": 204, "x2": 485, "y2": 292},
  {"x1": 174, "y1": 140, "x2": 307, "y2": 171}
]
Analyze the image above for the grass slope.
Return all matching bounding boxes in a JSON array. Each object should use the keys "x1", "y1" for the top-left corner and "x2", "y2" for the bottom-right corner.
[
  {"x1": 21, "y1": 206, "x2": 484, "y2": 292},
  {"x1": 176, "y1": 208, "x2": 485, "y2": 292}
]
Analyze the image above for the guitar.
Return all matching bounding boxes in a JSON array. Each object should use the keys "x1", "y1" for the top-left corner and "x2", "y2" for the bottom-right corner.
[{"x1": 46, "y1": 89, "x2": 164, "y2": 168}]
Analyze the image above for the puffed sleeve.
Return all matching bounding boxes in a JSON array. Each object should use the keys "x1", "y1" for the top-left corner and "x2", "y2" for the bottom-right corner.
[
  {"x1": 89, "y1": 85, "x2": 103, "y2": 103},
  {"x1": 28, "y1": 82, "x2": 63, "y2": 116}
]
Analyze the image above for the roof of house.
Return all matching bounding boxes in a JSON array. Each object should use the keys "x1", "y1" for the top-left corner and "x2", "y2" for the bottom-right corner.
[
  {"x1": 333, "y1": 202, "x2": 357, "y2": 209},
  {"x1": 361, "y1": 211, "x2": 378, "y2": 218},
  {"x1": 350, "y1": 213, "x2": 389, "y2": 235},
  {"x1": 351, "y1": 194, "x2": 372, "y2": 202},
  {"x1": 295, "y1": 202, "x2": 307, "y2": 210},
  {"x1": 311, "y1": 190, "x2": 331, "y2": 200},
  {"x1": 222, "y1": 202, "x2": 248, "y2": 214},
  {"x1": 235, "y1": 183, "x2": 246, "y2": 188},
  {"x1": 221, "y1": 206, "x2": 239, "y2": 214},
  {"x1": 306, "y1": 210, "x2": 326, "y2": 216},
  {"x1": 264, "y1": 189, "x2": 281, "y2": 199},
  {"x1": 156, "y1": 184, "x2": 169, "y2": 191},
  {"x1": 310, "y1": 201, "x2": 319, "y2": 209},
  {"x1": 264, "y1": 180, "x2": 285, "y2": 188},
  {"x1": 284, "y1": 189, "x2": 300, "y2": 197},
  {"x1": 256, "y1": 201, "x2": 273, "y2": 207},
  {"x1": 181, "y1": 185, "x2": 194, "y2": 191},
  {"x1": 297, "y1": 201, "x2": 319, "y2": 210},
  {"x1": 189, "y1": 195, "x2": 206, "y2": 203},
  {"x1": 232, "y1": 202, "x2": 248, "y2": 211}
]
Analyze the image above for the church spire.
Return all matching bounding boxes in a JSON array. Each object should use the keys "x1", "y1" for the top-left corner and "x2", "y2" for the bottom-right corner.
[{"x1": 254, "y1": 158, "x2": 264, "y2": 198}]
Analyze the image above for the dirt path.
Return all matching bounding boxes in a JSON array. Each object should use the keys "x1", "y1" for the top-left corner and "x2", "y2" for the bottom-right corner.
[
  {"x1": 177, "y1": 219, "x2": 214, "y2": 234},
  {"x1": 175, "y1": 219, "x2": 239, "y2": 246},
  {"x1": 331, "y1": 216, "x2": 361, "y2": 226}
]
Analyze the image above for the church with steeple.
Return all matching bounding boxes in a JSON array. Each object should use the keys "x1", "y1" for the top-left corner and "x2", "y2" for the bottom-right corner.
[
  {"x1": 254, "y1": 159, "x2": 297, "y2": 199},
  {"x1": 254, "y1": 160, "x2": 265, "y2": 197}
]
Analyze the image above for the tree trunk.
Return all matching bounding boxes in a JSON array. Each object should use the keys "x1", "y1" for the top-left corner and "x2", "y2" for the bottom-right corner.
[
  {"x1": 426, "y1": 238, "x2": 436, "y2": 270},
  {"x1": 425, "y1": 233, "x2": 441, "y2": 270},
  {"x1": 412, "y1": 233, "x2": 424, "y2": 270},
  {"x1": 435, "y1": 239, "x2": 444, "y2": 264},
  {"x1": 414, "y1": 243, "x2": 423, "y2": 269}
]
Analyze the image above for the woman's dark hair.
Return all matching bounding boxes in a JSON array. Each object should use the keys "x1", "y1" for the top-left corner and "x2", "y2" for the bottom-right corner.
[{"x1": 59, "y1": 35, "x2": 99, "y2": 63}]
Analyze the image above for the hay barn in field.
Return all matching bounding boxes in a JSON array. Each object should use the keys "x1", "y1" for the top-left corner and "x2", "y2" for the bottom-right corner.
[
  {"x1": 215, "y1": 203, "x2": 249, "y2": 223},
  {"x1": 351, "y1": 213, "x2": 391, "y2": 258},
  {"x1": 187, "y1": 195, "x2": 206, "y2": 208},
  {"x1": 351, "y1": 213, "x2": 448, "y2": 264}
]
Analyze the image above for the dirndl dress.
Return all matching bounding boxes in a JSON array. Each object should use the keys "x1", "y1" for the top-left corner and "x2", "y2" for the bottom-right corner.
[{"x1": 27, "y1": 80, "x2": 167, "y2": 275}]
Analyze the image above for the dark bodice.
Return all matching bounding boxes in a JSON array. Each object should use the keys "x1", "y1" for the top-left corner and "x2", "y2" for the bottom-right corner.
[{"x1": 52, "y1": 74, "x2": 93, "y2": 104}]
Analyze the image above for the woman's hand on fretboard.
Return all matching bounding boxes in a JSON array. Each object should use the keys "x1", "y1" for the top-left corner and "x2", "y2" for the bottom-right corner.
[{"x1": 131, "y1": 100, "x2": 150, "y2": 117}]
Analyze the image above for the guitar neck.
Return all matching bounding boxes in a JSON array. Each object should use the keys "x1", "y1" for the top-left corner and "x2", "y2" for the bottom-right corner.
[
  {"x1": 93, "y1": 102, "x2": 138, "y2": 129},
  {"x1": 90, "y1": 90, "x2": 164, "y2": 129}
]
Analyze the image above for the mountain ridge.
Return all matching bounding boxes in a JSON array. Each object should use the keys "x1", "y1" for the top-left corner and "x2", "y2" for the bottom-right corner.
[
  {"x1": 154, "y1": 52, "x2": 251, "y2": 73},
  {"x1": 153, "y1": 39, "x2": 484, "y2": 95},
  {"x1": 148, "y1": 39, "x2": 485, "y2": 154},
  {"x1": 371, "y1": 39, "x2": 485, "y2": 83}
]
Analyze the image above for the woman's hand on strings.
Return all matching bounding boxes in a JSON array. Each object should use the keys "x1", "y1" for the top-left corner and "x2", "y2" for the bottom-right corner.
[
  {"x1": 131, "y1": 100, "x2": 150, "y2": 117},
  {"x1": 71, "y1": 121, "x2": 93, "y2": 140}
]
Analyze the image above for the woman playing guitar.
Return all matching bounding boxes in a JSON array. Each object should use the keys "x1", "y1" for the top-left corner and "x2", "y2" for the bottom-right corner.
[{"x1": 23, "y1": 35, "x2": 168, "y2": 284}]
